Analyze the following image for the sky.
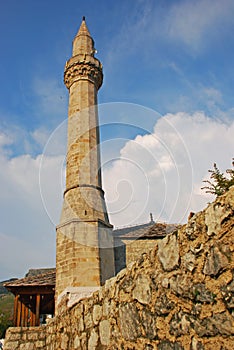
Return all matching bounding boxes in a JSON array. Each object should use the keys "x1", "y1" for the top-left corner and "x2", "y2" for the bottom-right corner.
[{"x1": 0, "y1": 0, "x2": 234, "y2": 280}]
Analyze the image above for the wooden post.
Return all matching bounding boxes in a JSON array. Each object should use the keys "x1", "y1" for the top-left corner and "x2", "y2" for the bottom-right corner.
[
  {"x1": 21, "y1": 303, "x2": 25, "y2": 327},
  {"x1": 16, "y1": 299, "x2": 22, "y2": 327},
  {"x1": 30, "y1": 310, "x2": 36, "y2": 327},
  {"x1": 13, "y1": 295, "x2": 19, "y2": 326},
  {"x1": 25, "y1": 306, "x2": 29, "y2": 327},
  {"x1": 35, "y1": 294, "x2": 41, "y2": 326}
]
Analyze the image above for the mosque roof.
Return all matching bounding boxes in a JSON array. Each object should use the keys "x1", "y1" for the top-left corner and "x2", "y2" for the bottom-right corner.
[{"x1": 113, "y1": 221, "x2": 179, "y2": 239}]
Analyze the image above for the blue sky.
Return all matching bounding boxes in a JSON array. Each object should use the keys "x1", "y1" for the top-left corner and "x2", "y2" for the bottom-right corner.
[{"x1": 0, "y1": 0, "x2": 234, "y2": 280}]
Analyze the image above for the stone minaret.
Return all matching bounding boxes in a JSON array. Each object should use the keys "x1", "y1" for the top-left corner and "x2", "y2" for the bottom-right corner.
[{"x1": 55, "y1": 17, "x2": 115, "y2": 305}]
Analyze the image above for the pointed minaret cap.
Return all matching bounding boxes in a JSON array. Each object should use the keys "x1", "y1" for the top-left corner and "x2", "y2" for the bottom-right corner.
[
  {"x1": 76, "y1": 16, "x2": 91, "y2": 37},
  {"x1": 72, "y1": 16, "x2": 95, "y2": 57}
]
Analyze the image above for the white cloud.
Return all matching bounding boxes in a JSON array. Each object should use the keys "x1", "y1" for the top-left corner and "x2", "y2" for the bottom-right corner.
[
  {"x1": 103, "y1": 112, "x2": 234, "y2": 227},
  {"x1": 32, "y1": 77, "x2": 67, "y2": 118},
  {"x1": 166, "y1": 0, "x2": 234, "y2": 52},
  {"x1": 0, "y1": 132, "x2": 12, "y2": 149},
  {"x1": 0, "y1": 128, "x2": 65, "y2": 280},
  {"x1": 1, "y1": 110, "x2": 233, "y2": 279}
]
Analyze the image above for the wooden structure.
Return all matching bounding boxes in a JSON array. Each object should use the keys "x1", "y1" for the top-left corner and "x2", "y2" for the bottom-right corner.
[{"x1": 4, "y1": 270, "x2": 55, "y2": 327}]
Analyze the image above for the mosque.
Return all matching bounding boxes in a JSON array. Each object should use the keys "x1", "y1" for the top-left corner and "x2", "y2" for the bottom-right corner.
[{"x1": 5, "y1": 18, "x2": 177, "y2": 327}]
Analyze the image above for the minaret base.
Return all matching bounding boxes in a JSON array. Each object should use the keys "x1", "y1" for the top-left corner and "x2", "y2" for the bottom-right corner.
[{"x1": 55, "y1": 219, "x2": 115, "y2": 312}]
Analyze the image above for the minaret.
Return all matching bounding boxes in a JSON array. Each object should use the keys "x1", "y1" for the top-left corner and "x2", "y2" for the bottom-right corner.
[{"x1": 55, "y1": 17, "x2": 115, "y2": 305}]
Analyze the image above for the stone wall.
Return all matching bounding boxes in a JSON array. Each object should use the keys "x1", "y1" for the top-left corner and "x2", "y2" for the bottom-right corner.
[
  {"x1": 4, "y1": 326, "x2": 46, "y2": 350},
  {"x1": 5, "y1": 187, "x2": 234, "y2": 349}
]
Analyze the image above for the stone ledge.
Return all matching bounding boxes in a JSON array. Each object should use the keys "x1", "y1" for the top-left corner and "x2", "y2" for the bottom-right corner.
[{"x1": 57, "y1": 286, "x2": 100, "y2": 312}]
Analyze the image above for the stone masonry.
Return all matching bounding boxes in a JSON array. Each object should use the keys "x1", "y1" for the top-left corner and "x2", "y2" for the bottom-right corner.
[
  {"x1": 55, "y1": 18, "x2": 115, "y2": 304},
  {"x1": 5, "y1": 186, "x2": 234, "y2": 349}
]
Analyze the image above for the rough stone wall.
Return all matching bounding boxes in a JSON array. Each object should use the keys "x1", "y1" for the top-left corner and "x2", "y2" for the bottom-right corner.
[
  {"x1": 4, "y1": 326, "x2": 46, "y2": 350},
  {"x1": 5, "y1": 187, "x2": 234, "y2": 349}
]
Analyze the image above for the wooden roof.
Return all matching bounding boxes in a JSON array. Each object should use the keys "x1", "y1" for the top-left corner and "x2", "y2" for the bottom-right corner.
[{"x1": 4, "y1": 270, "x2": 55, "y2": 288}]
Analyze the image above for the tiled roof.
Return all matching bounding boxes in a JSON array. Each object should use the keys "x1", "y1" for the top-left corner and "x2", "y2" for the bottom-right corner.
[
  {"x1": 25, "y1": 268, "x2": 55, "y2": 278},
  {"x1": 113, "y1": 221, "x2": 179, "y2": 239},
  {"x1": 4, "y1": 269, "x2": 55, "y2": 288}
]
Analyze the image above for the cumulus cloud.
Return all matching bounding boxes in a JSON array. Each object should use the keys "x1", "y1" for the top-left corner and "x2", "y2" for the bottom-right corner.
[
  {"x1": 103, "y1": 112, "x2": 234, "y2": 227},
  {"x1": 1, "y1": 110, "x2": 233, "y2": 279},
  {"x1": 0, "y1": 130, "x2": 64, "y2": 280}
]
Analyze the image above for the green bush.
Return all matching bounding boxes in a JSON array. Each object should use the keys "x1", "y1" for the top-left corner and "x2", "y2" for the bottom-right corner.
[{"x1": 202, "y1": 159, "x2": 234, "y2": 196}]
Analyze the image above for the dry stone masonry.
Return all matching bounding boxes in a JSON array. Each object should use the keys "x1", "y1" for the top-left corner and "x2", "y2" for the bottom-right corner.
[{"x1": 4, "y1": 186, "x2": 234, "y2": 349}]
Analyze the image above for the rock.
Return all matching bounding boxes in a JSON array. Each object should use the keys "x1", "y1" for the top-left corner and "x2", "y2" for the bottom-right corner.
[
  {"x1": 205, "y1": 200, "x2": 233, "y2": 237},
  {"x1": 102, "y1": 298, "x2": 110, "y2": 317},
  {"x1": 192, "y1": 283, "x2": 216, "y2": 303},
  {"x1": 190, "y1": 337, "x2": 204, "y2": 350},
  {"x1": 203, "y1": 244, "x2": 230, "y2": 277},
  {"x1": 61, "y1": 334, "x2": 69, "y2": 350},
  {"x1": 221, "y1": 276, "x2": 234, "y2": 310},
  {"x1": 170, "y1": 311, "x2": 191, "y2": 336},
  {"x1": 169, "y1": 274, "x2": 193, "y2": 299},
  {"x1": 190, "y1": 243, "x2": 203, "y2": 255},
  {"x1": 99, "y1": 319, "x2": 111, "y2": 346},
  {"x1": 157, "y1": 233, "x2": 179, "y2": 271},
  {"x1": 141, "y1": 309, "x2": 157, "y2": 339},
  {"x1": 154, "y1": 294, "x2": 175, "y2": 315},
  {"x1": 185, "y1": 215, "x2": 204, "y2": 241},
  {"x1": 74, "y1": 335, "x2": 81, "y2": 349},
  {"x1": 119, "y1": 303, "x2": 141, "y2": 341},
  {"x1": 118, "y1": 275, "x2": 134, "y2": 293},
  {"x1": 92, "y1": 304, "x2": 102, "y2": 325},
  {"x1": 88, "y1": 329, "x2": 99, "y2": 350},
  {"x1": 84, "y1": 312, "x2": 93, "y2": 329},
  {"x1": 182, "y1": 251, "x2": 196, "y2": 272},
  {"x1": 158, "y1": 339, "x2": 184, "y2": 350},
  {"x1": 207, "y1": 312, "x2": 234, "y2": 336},
  {"x1": 132, "y1": 274, "x2": 152, "y2": 304},
  {"x1": 193, "y1": 312, "x2": 234, "y2": 337}
]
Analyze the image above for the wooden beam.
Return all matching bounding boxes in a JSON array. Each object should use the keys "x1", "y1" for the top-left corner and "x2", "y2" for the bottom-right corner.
[
  {"x1": 8, "y1": 287, "x2": 54, "y2": 295},
  {"x1": 25, "y1": 306, "x2": 29, "y2": 327},
  {"x1": 35, "y1": 294, "x2": 41, "y2": 326}
]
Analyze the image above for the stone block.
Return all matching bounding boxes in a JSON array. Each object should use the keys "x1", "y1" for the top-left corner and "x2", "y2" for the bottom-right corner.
[
  {"x1": 88, "y1": 329, "x2": 99, "y2": 350},
  {"x1": 99, "y1": 319, "x2": 111, "y2": 345},
  {"x1": 157, "y1": 233, "x2": 179, "y2": 271},
  {"x1": 132, "y1": 274, "x2": 152, "y2": 304},
  {"x1": 93, "y1": 304, "x2": 102, "y2": 325}
]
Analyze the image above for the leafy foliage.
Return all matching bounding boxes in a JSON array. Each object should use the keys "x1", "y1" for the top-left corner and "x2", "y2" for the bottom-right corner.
[
  {"x1": 202, "y1": 159, "x2": 234, "y2": 196},
  {"x1": 0, "y1": 294, "x2": 14, "y2": 338}
]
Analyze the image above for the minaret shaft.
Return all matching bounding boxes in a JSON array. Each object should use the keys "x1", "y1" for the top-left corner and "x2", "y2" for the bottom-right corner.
[
  {"x1": 66, "y1": 80, "x2": 101, "y2": 191},
  {"x1": 55, "y1": 19, "x2": 115, "y2": 307}
]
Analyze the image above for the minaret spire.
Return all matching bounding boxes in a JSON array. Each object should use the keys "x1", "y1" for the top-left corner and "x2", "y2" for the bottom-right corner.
[
  {"x1": 55, "y1": 19, "x2": 115, "y2": 309},
  {"x1": 72, "y1": 16, "x2": 94, "y2": 57}
]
